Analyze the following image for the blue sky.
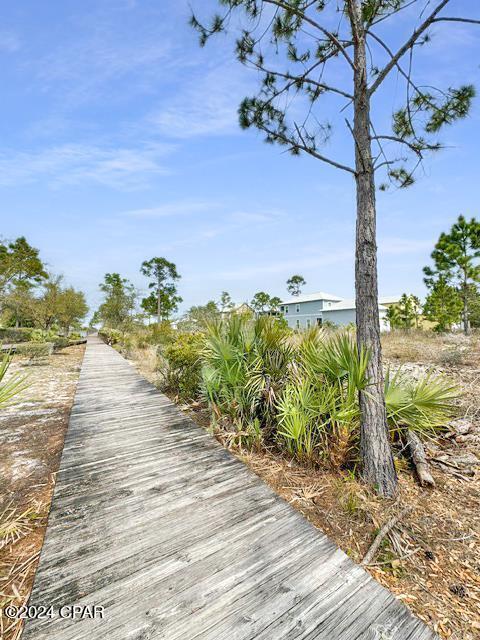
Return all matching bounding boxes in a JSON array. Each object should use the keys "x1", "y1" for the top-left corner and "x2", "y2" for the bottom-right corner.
[{"x1": 1, "y1": 0, "x2": 479, "y2": 316}]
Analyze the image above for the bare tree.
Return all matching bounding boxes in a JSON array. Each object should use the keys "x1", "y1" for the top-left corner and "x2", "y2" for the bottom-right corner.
[{"x1": 191, "y1": 0, "x2": 479, "y2": 496}]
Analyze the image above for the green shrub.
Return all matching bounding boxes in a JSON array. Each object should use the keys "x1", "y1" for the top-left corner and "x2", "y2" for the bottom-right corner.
[
  {"x1": 53, "y1": 336, "x2": 71, "y2": 350},
  {"x1": 384, "y1": 369, "x2": 458, "y2": 434},
  {"x1": 0, "y1": 328, "x2": 35, "y2": 343},
  {"x1": 147, "y1": 321, "x2": 175, "y2": 346},
  {"x1": 98, "y1": 328, "x2": 123, "y2": 345},
  {"x1": 16, "y1": 342, "x2": 53, "y2": 365},
  {"x1": 30, "y1": 328, "x2": 57, "y2": 343},
  {"x1": 134, "y1": 334, "x2": 149, "y2": 349},
  {"x1": 200, "y1": 316, "x2": 460, "y2": 465},
  {"x1": 202, "y1": 315, "x2": 292, "y2": 430},
  {"x1": 160, "y1": 332, "x2": 204, "y2": 400}
]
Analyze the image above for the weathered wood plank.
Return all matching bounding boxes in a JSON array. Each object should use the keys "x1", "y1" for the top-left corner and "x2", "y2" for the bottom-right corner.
[{"x1": 23, "y1": 336, "x2": 437, "y2": 640}]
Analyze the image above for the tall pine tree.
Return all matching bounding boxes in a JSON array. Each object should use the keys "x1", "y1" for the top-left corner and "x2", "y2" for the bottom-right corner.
[
  {"x1": 140, "y1": 258, "x2": 182, "y2": 324},
  {"x1": 191, "y1": 0, "x2": 479, "y2": 496},
  {"x1": 424, "y1": 216, "x2": 480, "y2": 334}
]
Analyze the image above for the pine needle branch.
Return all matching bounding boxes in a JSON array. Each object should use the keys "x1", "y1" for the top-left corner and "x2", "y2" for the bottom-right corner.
[{"x1": 369, "y1": 0, "x2": 451, "y2": 96}]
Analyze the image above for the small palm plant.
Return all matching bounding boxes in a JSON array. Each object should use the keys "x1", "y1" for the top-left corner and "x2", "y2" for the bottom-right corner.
[
  {"x1": 0, "y1": 353, "x2": 28, "y2": 408},
  {"x1": 385, "y1": 369, "x2": 458, "y2": 436},
  {"x1": 199, "y1": 315, "x2": 459, "y2": 476},
  {"x1": 202, "y1": 315, "x2": 293, "y2": 434}
]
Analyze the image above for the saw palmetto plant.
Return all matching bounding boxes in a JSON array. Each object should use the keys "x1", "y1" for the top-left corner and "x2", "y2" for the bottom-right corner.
[
  {"x1": 0, "y1": 353, "x2": 28, "y2": 408},
  {"x1": 200, "y1": 316, "x2": 460, "y2": 467}
]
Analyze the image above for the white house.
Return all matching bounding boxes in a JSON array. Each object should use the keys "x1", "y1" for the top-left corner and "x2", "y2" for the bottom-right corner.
[{"x1": 280, "y1": 291, "x2": 390, "y2": 331}]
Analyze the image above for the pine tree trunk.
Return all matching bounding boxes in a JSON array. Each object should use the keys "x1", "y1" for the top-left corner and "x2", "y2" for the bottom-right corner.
[
  {"x1": 157, "y1": 273, "x2": 162, "y2": 325},
  {"x1": 350, "y1": 1, "x2": 397, "y2": 497},
  {"x1": 462, "y1": 273, "x2": 470, "y2": 335}
]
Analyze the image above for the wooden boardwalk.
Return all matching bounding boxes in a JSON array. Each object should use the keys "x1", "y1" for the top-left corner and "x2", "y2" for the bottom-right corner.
[{"x1": 24, "y1": 336, "x2": 437, "y2": 640}]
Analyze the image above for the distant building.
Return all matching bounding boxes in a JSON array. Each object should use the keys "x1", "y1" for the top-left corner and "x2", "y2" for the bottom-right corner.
[
  {"x1": 220, "y1": 303, "x2": 253, "y2": 316},
  {"x1": 378, "y1": 296, "x2": 402, "y2": 308},
  {"x1": 279, "y1": 291, "x2": 390, "y2": 331}
]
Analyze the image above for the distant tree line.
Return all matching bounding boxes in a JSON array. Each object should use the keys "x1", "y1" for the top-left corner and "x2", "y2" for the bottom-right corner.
[
  {"x1": 92, "y1": 257, "x2": 183, "y2": 329},
  {"x1": 0, "y1": 236, "x2": 88, "y2": 334}
]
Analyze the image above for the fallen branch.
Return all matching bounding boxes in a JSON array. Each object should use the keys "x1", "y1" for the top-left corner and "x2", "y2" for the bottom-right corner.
[
  {"x1": 367, "y1": 546, "x2": 421, "y2": 567},
  {"x1": 362, "y1": 506, "x2": 412, "y2": 566},
  {"x1": 406, "y1": 429, "x2": 435, "y2": 487},
  {"x1": 431, "y1": 460, "x2": 474, "y2": 481}
]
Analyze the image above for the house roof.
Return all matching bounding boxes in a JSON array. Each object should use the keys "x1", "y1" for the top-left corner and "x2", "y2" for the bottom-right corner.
[
  {"x1": 220, "y1": 302, "x2": 252, "y2": 314},
  {"x1": 324, "y1": 299, "x2": 387, "y2": 312},
  {"x1": 379, "y1": 296, "x2": 401, "y2": 306},
  {"x1": 281, "y1": 291, "x2": 344, "y2": 305}
]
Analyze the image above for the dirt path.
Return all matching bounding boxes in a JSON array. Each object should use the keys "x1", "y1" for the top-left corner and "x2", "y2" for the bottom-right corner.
[{"x1": 0, "y1": 344, "x2": 85, "y2": 640}]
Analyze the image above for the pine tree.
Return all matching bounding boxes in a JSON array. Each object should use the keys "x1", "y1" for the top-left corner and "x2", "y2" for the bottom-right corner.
[
  {"x1": 191, "y1": 0, "x2": 479, "y2": 496},
  {"x1": 220, "y1": 291, "x2": 234, "y2": 311},
  {"x1": 140, "y1": 258, "x2": 182, "y2": 324},
  {"x1": 269, "y1": 296, "x2": 282, "y2": 312},
  {"x1": 423, "y1": 277, "x2": 462, "y2": 332},
  {"x1": 286, "y1": 275, "x2": 306, "y2": 296},
  {"x1": 424, "y1": 216, "x2": 480, "y2": 334},
  {"x1": 397, "y1": 294, "x2": 421, "y2": 330},
  {"x1": 467, "y1": 285, "x2": 480, "y2": 328},
  {"x1": 95, "y1": 273, "x2": 137, "y2": 329},
  {"x1": 251, "y1": 291, "x2": 272, "y2": 314},
  {"x1": 0, "y1": 236, "x2": 47, "y2": 299}
]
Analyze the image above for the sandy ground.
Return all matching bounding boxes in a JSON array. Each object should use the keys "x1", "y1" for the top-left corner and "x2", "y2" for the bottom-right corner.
[{"x1": 0, "y1": 344, "x2": 85, "y2": 640}]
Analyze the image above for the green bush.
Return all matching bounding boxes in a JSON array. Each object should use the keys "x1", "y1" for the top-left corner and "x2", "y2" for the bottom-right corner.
[
  {"x1": 16, "y1": 342, "x2": 53, "y2": 364},
  {"x1": 53, "y1": 336, "x2": 71, "y2": 350},
  {"x1": 98, "y1": 328, "x2": 123, "y2": 345},
  {"x1": 30, "y1": 328, "x2": 57, "y2": 343},
  {"x1": 147, "y1": 322, "x2": 175, "y2": 346},
  {"x1": 0, "y1": 328, "x2": 35, "y2": 343},
  {"x1": 200, "y1": 316, "x2": 460, "y2": 466},
  {"x1": 160, "y1": 332, "x2": 204, "y2": 400},
  {"x1": 29, "y1": 329, "x2": 73, "y2": 351}
]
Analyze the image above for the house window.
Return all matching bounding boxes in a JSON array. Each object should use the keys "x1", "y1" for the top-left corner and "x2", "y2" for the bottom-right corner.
[
  {"x1": 316, "y1": 318, "x2": 322, "y2": 326},
  {"x1": 296, "y1": 319, "x2": 300, "y2": 329},
  {"x1": 296, "y1": 304, "x2": 300, "y2": 313},
  {"x1": 280, "y1": 306, "x2": 284, "y2": 312},
  {"x1": 285, "y1": 305, "x2": 289, "y2": 314},
  {"x1": 306, "y1": 319, "x2": 311, "y2": 329}
]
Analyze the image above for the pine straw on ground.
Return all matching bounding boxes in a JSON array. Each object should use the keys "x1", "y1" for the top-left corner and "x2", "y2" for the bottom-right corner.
[
  {"x1": 129, "y1": 333, "x2": 480, "y2": 640},
  {"x1": 0, "y1": 345, "x2": 85, "y2": 640}
]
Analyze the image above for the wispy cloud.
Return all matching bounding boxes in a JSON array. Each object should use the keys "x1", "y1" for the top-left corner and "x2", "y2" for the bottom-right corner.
[
  {"x1": 28, "y1": 6, "x2": 186, "y2": 107},
  {"x1": 122, "y1": 200, "x2": 216, "y2": 218},
  {"x1": 229, "y1": 209, "x2": 285, "y2": 224},
  {"x1": 150, "y1": 63, "x2": 250, "y2": 138},
  {"x1": 0, "y1": 31, "x2": 20, "y2": 53},
  {"x1": 122, "y1": 202, "x2": 285, "y2": 224},
  {"x1": 214, "y1": 234, "x2": 431, "y2": 281},
  {"x1": 0, "y1": 142, "x2": 174, "y2": 189},
  {"x1": 218, "y1": 251, "x2": 352, "y2": 281},
  {"x1": 379, "y1": 237, "x2": 432, "y2": 255}
]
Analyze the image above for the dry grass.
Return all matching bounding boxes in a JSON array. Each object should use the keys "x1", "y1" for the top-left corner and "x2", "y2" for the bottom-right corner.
[{"x1": 382, "y1": 330, "x2": 480, "y2": 369}]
